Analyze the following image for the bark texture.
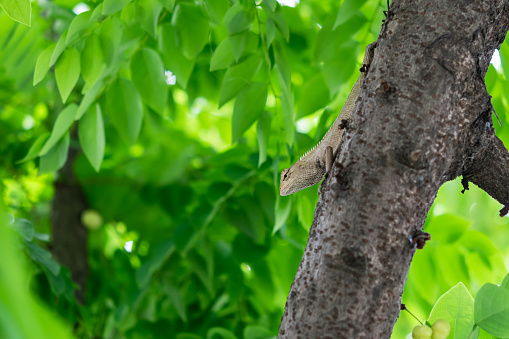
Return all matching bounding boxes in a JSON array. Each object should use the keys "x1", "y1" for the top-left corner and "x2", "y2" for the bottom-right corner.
[
  {"x1": 279, "y1": 0, "x2": 509, "y2": 337},
  {"x1": 51, "y1": 147, "x2": 88, "y2": 304}
]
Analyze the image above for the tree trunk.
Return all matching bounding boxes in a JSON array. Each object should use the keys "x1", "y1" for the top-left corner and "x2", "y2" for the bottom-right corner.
[
  {"x1": 51, "y1": 146, "x2": 89, "y2": 304},
  {"x1": 279, "y1": 0, "x2": 509, "y2": 337}
]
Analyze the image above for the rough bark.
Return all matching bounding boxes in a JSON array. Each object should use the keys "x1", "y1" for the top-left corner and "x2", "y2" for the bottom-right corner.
[
  {"x1": 51, "y1": 146, "x2": 88, "y2": 304},
  {"x1": 279, "y1": 0, "x2": 509, "y2": 337}
]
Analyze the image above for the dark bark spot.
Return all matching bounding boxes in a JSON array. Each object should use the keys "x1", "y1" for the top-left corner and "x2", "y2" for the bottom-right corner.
[{"x1": 340, "y1": 247, "x2": 368, "y2": 273}]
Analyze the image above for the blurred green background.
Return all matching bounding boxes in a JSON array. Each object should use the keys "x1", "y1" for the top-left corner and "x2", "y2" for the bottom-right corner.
[{"x1": 1, "y1": 0, "x2": 509, "y2": 338}]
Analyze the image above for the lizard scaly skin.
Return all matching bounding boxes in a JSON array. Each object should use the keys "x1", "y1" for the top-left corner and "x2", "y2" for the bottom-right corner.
[{"x1": 280, "y1": 42, "x2": 378, "y2": 196}]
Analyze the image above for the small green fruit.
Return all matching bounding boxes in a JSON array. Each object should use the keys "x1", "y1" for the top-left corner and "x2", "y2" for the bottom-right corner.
[
  {"x1": 412, "y1": 324, "x2": 432, "y2": 339},
  {"x1": 432, "y1": 319, "x2": 450, "y2": 338},
  {"x1": 81, "y1": 209, "x2": 103, "y2": 230}
]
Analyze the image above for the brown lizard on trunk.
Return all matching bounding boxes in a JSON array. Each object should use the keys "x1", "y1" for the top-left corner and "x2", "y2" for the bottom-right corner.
[{"x1": 279, "y1": 41, "x2": 378, "y2": 196}]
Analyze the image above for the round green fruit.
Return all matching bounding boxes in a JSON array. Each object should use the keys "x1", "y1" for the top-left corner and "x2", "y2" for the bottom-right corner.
[
  {"x1": 412, "y1": 325, "x2": 432, "y2": 339},
  {"x1": 432, "y1": 319, "x2": 451, "y2": 336},
  {"x1": 81, "y1": 209, "x2": 103, "y2": 230}
]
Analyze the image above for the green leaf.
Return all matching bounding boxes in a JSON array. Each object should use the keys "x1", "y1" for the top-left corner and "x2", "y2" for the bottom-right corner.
[
  {"x1": 12, "y1": 218, "x2": 34, "y2": 241},
  {"x1": 475, "y1": 283, "x2": 509, "y2": 337},
  {"x1": 17, "y1": 132, "x2": 50, "y2": 163},
  {"x1": 228, "y1": 30, "x2": 258, "y2": 62},
  {"x1": 33, "y1": 44, "x2": 55, "y2": 86},
  {"x1": 297, "y1": 73, "x2": 330, "y2": 118},
  {"x1": 25, "y1": 242, "x2": 60, "y2": 276},
  {"x1": 187, "y1": 249, "x2": 213, "y2": 294},
  {"x1": 322, "y1": 42, "x2": 357, "y2": 96},
  {"x1": 254, "y1": 181, "x2": 275, "y2": 224},
  {"x1": 232, "y1": 82, "x2": 267, "y2": 143},
  {"x1": 102, "y1": 0, "x2": 130, "y2": 15},
  {"x1": 105, "y1": 78, "x2": 143, "y2": 146},
  {"x1": 500, "y1": 272, "x2": 509, "y2": 290},
  {"x1": 119, "y1": 2, "x2": 135, "y2": 24},
  {"x1": 219, "y1": 54, "x2": 262, "y2": 107},
  {"x1": 428, "y1": 282, "x2": 475, "y2": 339},
  {"x1": 76, "y1": 80, "x2": 104, "y2": 120},
  {"x1": 172, "y1": 3, "x2": 209, "y2": 59},
  {"x1": 55, "y1": 48, "x2": 80, "y2": 103},
  {"x1": 485, "y1": 65, "x2": 497, "y2": 92},
  {"x1": 262, "y1": 0, "x2": 276, "y2": 12},
  {"x1": 100, "y1": 16, "x2": 123, "y2": 65},
  {"x1": 333, "y1": 0, "x2": 367, "y2": 29},
  {"x1": 39, "y1": 132, "x2": 70, "y2": 175},
  {"x1": 78, "y1": 104, "x2": 105, "y2": 172},
  {"x1": 66, "y1": 11, "x2": 92, "y2": 44},
  {"x1": 204, "y1": 0, "x2": 229, "y2": 24},
  {"x1": 210, "y1": 39, "x2": 235, "y2": 71},
  {"x1": 207, "y1": 327, "x2": 237, "y2": 339},
  {"x1": 256, "y1": 111, "x2": 272, "y2": 167},
  {"x1": 223, "y1": 4, "x2": 242, "y2": 30},
  {"x1": 90, "y1": 3, "x2": 104, "y2": 22},
  {"x1": 227, "y1": 8, "x2": 254, "y2": 35},
  {"x1": 263, "y1": 3, "x2": 288, "y2": 42},
  {"x1": 274, "y1": 43, "x2": 291, "y2": 91},
  {"x1": 49, "y1": 30, "x2": 68, "y2": 67},
  {"x1": 136, "y1": 239, "x2": 175, "y2": 288},
  {"x1": 458, "y1": 230, "x2": 498, "y2": 259},
  {"x1": 158, "y1": 23, "x2": 195, "y2": 88},
  {"x1": 424, "y1": 213, "x2": 470, "y2": 244},
  {"x1": 136, "y1": 0, "x2": 162, "y2": 38},
  {"x1": 265, "y1": 19, "x2": 276, "y2": 48},
  {"x1": 224, "y1": 207, "x2": 258, "y2": 240},
  {"x1": 279, "y1": 85, "x2": 295, "y2": 147},
  {"x1": 238, "y1": 195, "x2": 266, "y2": 240},
  {"x1": 315, "y1": 14, "x2": 365, "y2": 64},
  {"x1": 164, "y1": 281, "x2": 187, "y2": 322},
  {"x1": 274, "y1": 195, "x2": 291, "y2": 234},
  {"x1": 81, "y1": 34, "x2": 105, "y2": 88},
  {"x1": 39, "y1": 104, "x2": 77, "y2": 156},
  {"x1": 130, "y1": 48, "x2": 168, "y2": 114},
  {"x1": 0, "y1": 0, "x2": 31, "y2": 26}
]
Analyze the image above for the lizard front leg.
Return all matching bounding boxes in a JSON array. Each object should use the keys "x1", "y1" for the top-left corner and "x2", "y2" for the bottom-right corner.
[
  {"x1": 318, "y1": 146, "x2": 334, "y2": 195},
  {"x1": 325, "y1": 145, "x2": 334, "y2": 174}
]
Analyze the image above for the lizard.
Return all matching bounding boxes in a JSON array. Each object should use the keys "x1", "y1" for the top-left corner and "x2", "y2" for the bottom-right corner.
[{"x1": 279, "y1": 41, "x2": 378, "y2": 196}]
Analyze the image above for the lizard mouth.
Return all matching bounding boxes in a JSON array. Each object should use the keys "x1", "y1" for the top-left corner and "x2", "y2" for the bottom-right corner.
[{"x1": 279, "y1": 181, "x2": 291, "y2": 196}]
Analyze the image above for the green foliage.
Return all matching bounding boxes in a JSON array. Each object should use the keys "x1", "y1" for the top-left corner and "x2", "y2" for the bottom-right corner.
[
  {"x1": 428, "y1": 283, "x2": 474, "y2": 339},
  {"x1": 2, "y1": 0, "x2": 509, "y2": 338},
  {"x1": 474, "y1": 281, "x2": 509, "y2": 337},
  {"x1": 0, "y1": 212, "x2": 74, "y2": 339},
  {"x1": 0, "y1": 0, "x2": 30, "y2": 26},
  {"x1": 408, "y1": 273, "x2": 509, "y2": 338}
]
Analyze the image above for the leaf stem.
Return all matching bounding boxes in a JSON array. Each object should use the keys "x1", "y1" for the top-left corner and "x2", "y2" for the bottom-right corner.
[
  {"x1": 467, "y1": 325, "x2": 478, "y2": 339},
  {"x1": 402, "y1": 304, "x2": 423, "y2": 325}
]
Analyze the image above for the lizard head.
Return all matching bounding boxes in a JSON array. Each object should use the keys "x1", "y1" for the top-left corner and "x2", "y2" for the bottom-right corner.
[{"x1": 279, "y1": 160, "x2": 325, "y2": 196}]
